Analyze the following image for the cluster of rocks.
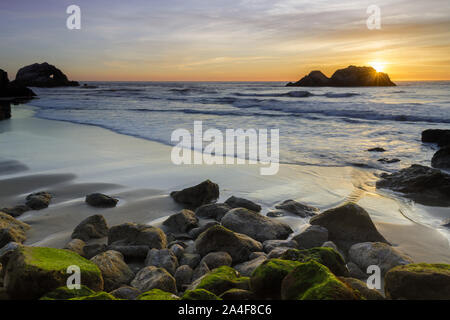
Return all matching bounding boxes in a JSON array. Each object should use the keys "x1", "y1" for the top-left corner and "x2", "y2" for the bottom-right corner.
[
  {"x1": 1, "y1": 180, "x2": 449, "y2": 300},
  {"x1": 286, "y1": 66, "x2": 396, "y2": 87}
]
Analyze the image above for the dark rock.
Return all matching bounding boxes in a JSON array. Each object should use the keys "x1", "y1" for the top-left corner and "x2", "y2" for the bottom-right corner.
[
  {"x1": 170, "y1": 180, "x2": 219, "y2": 209},
  {"x1": 25, "y1": 192, "x2": 52, "y2": 210},
  {"x1": 83, "y1": 244, "x2": 107, "y2": 259},
  {"x1": 14, "y1": 62, "x2": 79, "y2": 87},
  {"x1": 85, "y1": 193, "x2": 118, "y2": 208},
  {"x1": 195, "y1": 225, "x2": 262, "y2": 263},
  {"x1": 71, "y1": 214, "x2": 108, "y2": 241},
  {"x1": 130, "y1": 266, "x2": 177, "y2": 294},
  {"x1": 180, "y1": 253, "x2": 201, "y2": 269},
  {"x1": 275, "y1": 200, "x2": 319, "y2": 218},
  {"x1": 200, "y1": 252, "x2": 232, "y2": 270},
  {"x1": 221, "y1": 208, "x2": 293, "y2": 242},
  {"x1": 64, "y1": 239, "x2": 86, "y2": 256},
  {"x1": 145, "y1": 248, "x2": 179, "y2": 275},
  {"x1": 310, "y1": 203, "x2": 388, "y2": 253},
  {"x1": 368, "y1": 147, "x2": 386, "y2": 152},
  {"x1": 249, "y1": 252, "x2": 267, "y2": 260},
  {"x1": 262, "y1": 239, "x2": 298, "y2": 253},
  {"x1": 169, "y1": 243, "x2": 185, "y2": 260},
  {"x1": 234, "y1": 256, "x2": 267, "y2": 277},
  {"x1": 287, "y1": 66, "x2": 396, "y2": 87},
  {"x1": 108, "y1": 223, "x2": 167, "y2": 249},
  {"x1": 0, "y1": 69, "x2": 35, "y2": 119},
  {"x1": 0, "y1": 205, "x2": 30, "y2": 218},
  {"x1": 224, "y1": 196, "x2": 262, "y2": 212},
  {"x1": 192, "y1": 261, "x2": 211, "y2": 281},
  {"x1": 378, "y1": 158, "x2": 400, "y2": 164},
  {"x1": 175, "y1": 265, "x2": 193, "y2": 291},
  {"x1": 266, "y1": 210, "x2": 284, "y2": 218},
  {"x1": 163, "y1": 209, "x2": 199, "y2": 233},
  {"x1": 0, "y1": 101, "x2": 11, "y2": 121},
  {"x1": 267, "y1": 247, "x2": 293, "y2": 259},
  {"x1": 188, "y1": 221, "x2": 220, "y2": 239},
  {"x1": 90, "y1": 250, "x2": 134, "y2": 292},
  {"x1": 346, "y1": 261, "x2": 368, "y2": 280},
  {"x1": 339, "y1": 277, "x2": 385, "y2": 300},
  {"x1": 376, "y1": 164, "x2": 450, "y2": 206},
  {"x1": 220, "y1": 289, "x2": 255, "y2": 300},
  {"x1": 384, "y1": 263, "x2": 450, "y2": 300},
  {"x1": 106, "y1": 245, "x2": 149, "y2": 259},
  {"x1": 195, "y1": 203, "x2": 231, "y2": 221},
  {"x1": 442, "y1": 219, "x2": 450, "y2": 228},
  {"x1": 431, "y1": 146, "x2": 450, "y2": 169},
  {"x1": 421, "y1": 129, "x2": 450, "y2": 147},
  {"x1": 109, "y1": 286, "x2": 141, "y2": 300},
  {"x1": 293, "y1": 225, "x2": 328, "y2": 249}
]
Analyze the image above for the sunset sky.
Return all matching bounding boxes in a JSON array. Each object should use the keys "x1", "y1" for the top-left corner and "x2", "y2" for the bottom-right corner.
[{"x1": 1, "y1": 0, "x2": 449, "y2": 81}]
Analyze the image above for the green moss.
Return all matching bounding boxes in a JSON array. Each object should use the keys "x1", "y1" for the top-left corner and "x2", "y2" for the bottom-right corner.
[
  {"x1": 250, "y1": 259, "x2": 303, "y2": 299},
  {"x1": 195, "y1": 266, "x2": 247, "y2": 296},
  {"x1": 279, "y1": 247, "x2": 348, "y2": 276},
  {"x1": 281, "y1": 260, "x2": 360, "y2": 300},
  {"x1": 392, "y1": 263, "x2": 450, "y2": 273},
  {"x1": 137, "y1": 289, "x2": 180, "y2": 300},
  {"x1": 70, "y1": 292, "x2": 118, "y2": 300},
  {"x1": 40, "y1": 285, "x2": 95, "y2": 300},
  {"x1": 182, "y1": 289, "x2": 222, "y2": 300}
]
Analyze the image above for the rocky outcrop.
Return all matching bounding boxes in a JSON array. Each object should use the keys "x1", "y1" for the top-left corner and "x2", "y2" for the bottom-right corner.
[
  {"x1": 221, "y1": 208, "x2": 293, "y2": 242},
  {"x1": 376, "y1": 164, "x2": 450, "y2": 206},
  {"x1": 309, "y1": 203, "x2": 388, "y2": 253},
  {"x1": 170, "y1": 180, "x2": 219, "y2": 209},
  {"x1": 14, "y1": 62, "x2": 79, "y2": 87},
  {"x1": 287, "y1": 66, "x2": 396, "y2": 87}
]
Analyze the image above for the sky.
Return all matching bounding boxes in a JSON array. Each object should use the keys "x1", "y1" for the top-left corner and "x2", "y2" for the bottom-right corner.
[{"x1": 1, "y1": 0, "x2": 449, "y2": 81}]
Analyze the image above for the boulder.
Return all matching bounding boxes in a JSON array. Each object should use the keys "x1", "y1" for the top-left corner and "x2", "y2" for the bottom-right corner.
[
  {"x1": 376, "y1": 164, "x2": 450, "y2": 206},
  {"x1": 347, "y1": 261, "x2": 368, "y2": 280},
  {"x1": 181, "y1": 289, "x2": 221, "y2": 300},
  {"x1": 108, "y1": 222, "x2": 167, "y2": 249},
  {"x1": 195, "y1": 225, "x2": 263, "y2": 263},
  {"x1": 90, "y1": 250, "x2": 134, "y2": 291},
  {"x1": 192, "y1": 261, "x2": 210, "y2": 281},
  {"x1": 0, "y1": 205, "x2": 30, "y2": 218},
  {"x1": 293, "y1": 225, "x2": 328, "y2": 249},
  {"x1": 71, "y1": 214, "x2": 109, "y2": 241},
  {"x1": 187, "y1": 266, "x2": 249, "y2": 296},
  {"x1": 170, "y1": 180, "x2": 219, "y2": 209},
  {"x1": 130, "y1": 266, "x2": 176, "y2": 294},
  {"x1": 170, "y1": 243, "x2": 185, "y2": 260},
  {"x1": 221, "y1": 208, "x2": 293, "y2": 242},
  {"x1": 4, "y1": 246, "x2": 103, "y2": 299},
  {"x1": 275, "y1": 200, "x2": 319, "y2": 218},
  {"x1": 200, "y1": 251, "x2": 232, "y2": 270},
  {"x1": 106, "y1": 244, "x2": 149, "y2": 259},
  {"x1": 64, "y1": 239, "x2": 86, "y2": 256},
  {"x1": 280, "y1": 247, "x2": 349, "y2": 277},
  {"x1": 25, "y1": 192, "x2": 52, "y2": 210},
  {"x1": 14, "y1": 62, "x2": 79, "y2": 87},
  {"x1": 188, "y1": 221, "x2": 220, "y2": 239},
  {"x1": 109, "y1": 286, "x2": 141, "y2": 300},
  {"x1": 195, "y1": 203, "x2": 231, "y2": 221},
  {"x1": 0, "y1": 212, "x2": 30, "y2": 248},
  {"x1": 431, "y1": 146, "x2": 450, "y2": 169},
  {"x1": 179, "y1": 253, "x2": 201, "y2": 269},
  {"x1": 384, "y1": 263, "x2": 450, "y2": 300},
  {"x1": 234, "y1": 255, "x2": 267, "y2": 277},
  {"x1": 421, "y1": 129, "x2": 450, "y2": 147},
  {"x1": 174, "y1": 265, "x2": 193, "y2": 291},
  {"x1": 310, "y1": 203, "x2": 388, "y2": 253},
  {"x1": 85, "y1": 193, "x2": 118, "y2": 208},
  {"x1": 136, "y1": 288, "x2": 179, "y2": 300},
  {"x1": 280, "y1": 261, "x2": 360, "y2": 300},
  {"x1": 287, "y1": 66, "x2": 396, "y2": 87},
  {"x1": 262, "y1": 239, "x2": 298, "y2": 253},
  {"x1": 162, "y1": 209, "x2": 199, "y2": 233},
  {"x1": 224, "y1": 196, "x2": 261, "y2": 212},
  {"x1": 339, "y1": 277, "x2": 385, "y2": 300},
  {"x1": 145, "y1": 248, "x2": 179, "y2": 275},
  {"x1": 348, "y1": 242, "x2": 413, "y2": 276}
]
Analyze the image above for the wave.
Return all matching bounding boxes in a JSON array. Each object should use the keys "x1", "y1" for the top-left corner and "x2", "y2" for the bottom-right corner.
[
  {"x1": 234, "y1": 91, "x2": 313, "y2": 98},
  {"x1": 324, "y1": 92, "x2": 359, "y2": 98}
]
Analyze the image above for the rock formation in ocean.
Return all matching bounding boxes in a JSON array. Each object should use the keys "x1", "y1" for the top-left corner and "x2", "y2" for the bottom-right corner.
[
  {"x1": 287, "y1": 65, "x2": 396, "y2": 87},
  {"x1": 0, "y1": 69, "x2": 36, "y2": 120},
  {"x1": 14, "y1": 62, "x2": 79, "y2": 87}
]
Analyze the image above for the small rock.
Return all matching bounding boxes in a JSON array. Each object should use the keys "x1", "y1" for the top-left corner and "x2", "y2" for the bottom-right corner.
[
  {"x1": 188, "y1": 221, "x2": 220, "y2": 239},
  {"x1": 131, "y1": 266, "x2": 177, "y2": 294},
  {"x1": 234, "y1": 256, "x2": 267, "y2": 277},
  {"x1": 64, "y1": 239, "x2": 86, "y2": 256},
  {"x1": 83, "y1": 244, "x2": 107, "y2": 259},
  {"x1": 163, "y1": 209, "x2": 199, "y2": 234},
  {"x1": 262, "y1": 239, "x2": 298, "y2": 253},
  {"x1": 169, "y1": 244, "x2": 185, "y2": 260},
  {"x1": 106, "y1": 245, "x2": 149, "y2": 259},
  {"x1": 179, "y1": 253, "x2": 201, "y2": 269},
  {"x1": 91, "y1": 250, "x2": 135, "y2": 291},
  {"x1": 347, "y1": 261, "x2": 368, "y2": 280},
  {"x1": 378, "y1": 158, "x2": 400, "y2": 164},
  {"x1": 109, "y1": 286, "x2": 141, "y2": 300},
  {"x1": 200, "y1": 252, "x2": 232, "y2": 270},
  {"x1": 266, "y1": 210, "x2": 284, "y2": 218},
  {"x1": 368, "y1": 147, "x2": 386, "y2": 152},
  {"x1": 224, "y1": 196, "x2": 261, "y2": 212},
  {"x1": 0, "y1": 212, "x2": 30, "y2": 248},
  {"x1": 421, "y1": 129, "x2": 450, "y2": 147},
  {"x1": 195, "y1": 203, "x2": 231, "y2": 221},
  {"x1": 108, "y1": 223, "x2": 167, "y2": 249},
  {"x1": 145, "y1": 248, "x2": 179, "y2": 275},
  {"x1": 170, "y1": 180, "x2": 219, "y2": 209},
  {"x1": 431, "y1": 146, "x2": 450, "y2": 169},
  {"x1": 25, "y1": 192, "x2": 52, "y2": 210},
  {"x1": 85, "y1": 193, "x2": 118, "y2": 208},
  {"x1": 192, "y1": 261, "x2": 210, "y2": 281},
  {"x1": 275, "y1": 200, "x2": 319, "y2": 218},
  {"x1": 293, "y1": 225, "x2": 328, "y2": 249},
  {"x1": 0, "y1": 205, "x2": 30, "y2": 218},
  {"x1": 174, "y1": 265, "x2": 193, "y2": 291},
  {"x1": 71, "y1": 214, "x2": 108, "y2": 241}
]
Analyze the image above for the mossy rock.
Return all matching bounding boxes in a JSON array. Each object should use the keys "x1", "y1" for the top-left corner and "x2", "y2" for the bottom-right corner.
[
  {"x1": 182, "y1": 289, "x2": 222, "y2": 300},
  {"x1": 384, "y1": 263, "x2": 450, "y2": 300},
  {"x1": 40, "y1": 285, "x2": 95, "y2": 300},
  {"x1": 189, "y1": 266, "x2": 249, "y2": 296},
  {"x1": 137, "y1": 289, "x2": 180, "y2": 300},
  {"x1": 250, "y1": 259, "x2": 303, "y2": 299},
  {"x1": 219, "y1": 288, "x2": 255, "y2": 300},
  {"x1": 281, "y1": 260, "x2": 361, "y2": 300},
  {"x1": 70, "y1": 291, "x2": 118, "y2": 300},
  {"x1": 279, "y1": 247, "x2": 348, "y2": 276},
  {"x1": 4, "y1": 246, "x2": 103, "y2": 299}
]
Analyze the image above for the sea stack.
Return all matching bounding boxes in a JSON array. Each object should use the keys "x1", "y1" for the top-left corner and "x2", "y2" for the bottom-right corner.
[
  {"x1": 287, "y1": 65, "x2": 396, "y2": 87},
  {"x1": 14, "y1": 62, "x2": 79, "y2": 87}
]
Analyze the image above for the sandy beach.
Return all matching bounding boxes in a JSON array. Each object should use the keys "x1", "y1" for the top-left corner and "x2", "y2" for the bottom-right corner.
[{"x1": 1, "y1": 105, "x2": 449, "y2": 264}]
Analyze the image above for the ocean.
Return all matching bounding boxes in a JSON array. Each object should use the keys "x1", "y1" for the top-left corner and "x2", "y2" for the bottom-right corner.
[{"x1": 27, "y1": 81, "x2": 450, "y2": 171}]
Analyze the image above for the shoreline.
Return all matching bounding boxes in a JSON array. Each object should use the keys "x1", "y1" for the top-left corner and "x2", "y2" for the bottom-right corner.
[{"x1": 0, "y1": 106, "x2": 449, "y2": 264}]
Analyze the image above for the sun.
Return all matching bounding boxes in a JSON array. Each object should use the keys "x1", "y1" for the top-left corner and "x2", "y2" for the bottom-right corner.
[{"x1": 369, "y1": 61, "x2": 386, "y2": 72}]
